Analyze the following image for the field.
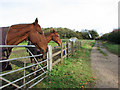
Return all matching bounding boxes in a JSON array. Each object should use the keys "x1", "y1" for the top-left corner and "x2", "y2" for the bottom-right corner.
[{"x1": 2, "y1": 40, "x2": 96, "y2": 88}]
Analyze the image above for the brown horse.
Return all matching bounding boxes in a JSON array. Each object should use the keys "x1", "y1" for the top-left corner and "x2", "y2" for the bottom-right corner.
[
  {"x1": 0, "y1": 18, "x2": 48, "y2": 71},
  {"x1": 28, "y1": 28, "x2": 62, "y2": 67}
]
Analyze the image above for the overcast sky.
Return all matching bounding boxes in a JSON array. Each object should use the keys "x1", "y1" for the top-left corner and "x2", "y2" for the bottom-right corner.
[{"x1": 0, "y1": 0, "x2": 119, "y2": 35}]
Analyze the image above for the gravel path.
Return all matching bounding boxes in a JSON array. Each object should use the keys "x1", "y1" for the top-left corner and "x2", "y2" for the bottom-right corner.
[{"x1": 91, "y1": 41, "x2": 118, "y2": 88}]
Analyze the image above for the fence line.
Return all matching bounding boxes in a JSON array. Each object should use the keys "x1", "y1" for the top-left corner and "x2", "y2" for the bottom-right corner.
[
  {"x1": 47, "y1": 40, "x2": 81, "y2": 71},
  {"x1": 0, "y1": 40, "x2": 81, "y2": 89}
]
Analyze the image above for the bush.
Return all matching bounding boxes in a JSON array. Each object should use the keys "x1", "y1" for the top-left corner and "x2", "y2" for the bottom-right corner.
[{"x1": 100, "y1": 29, "x2": 120, "y2": 44}]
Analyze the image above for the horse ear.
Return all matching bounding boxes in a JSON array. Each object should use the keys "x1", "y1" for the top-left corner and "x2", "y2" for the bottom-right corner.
[{"x1": 35, "y1": 18, "x2": 38, "y2": 24}]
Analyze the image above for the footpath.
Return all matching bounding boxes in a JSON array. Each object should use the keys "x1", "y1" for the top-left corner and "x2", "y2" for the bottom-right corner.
[{"x1": 91, "y1": 41, "x2": 118, "y2": 88}]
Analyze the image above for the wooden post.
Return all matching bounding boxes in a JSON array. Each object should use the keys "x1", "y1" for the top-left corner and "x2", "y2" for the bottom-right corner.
[
  {"x1": 61, "y1": 43, "x2": 63, "y2": 62},
  {"x1": 66, "y1": 41, "x2": 69, "y2": 58},
  {"x1": 71, "y1": 41, "x2": 74, "y2": 56},
  {"x1": 80, "y1": 41, "x2": 81, "y2": 48},
  {"x1": 80, "y1": 41, "x2": 82, "y2": 48},
  {"x1": 64, "y1": 42, "x2": 67, "y2": 58},
  {"x1": 75, "y1": 41, "x2": 77, "y2": 51},
  {"x1": 76, "y1": 41, "x2": 77, "y2": 51},
  {"x1": 48, "y1": 45, "x2": 52, "y2": 71},
  {"x1": 78, "y1": 41, "x2": 79, "y2": 50}
]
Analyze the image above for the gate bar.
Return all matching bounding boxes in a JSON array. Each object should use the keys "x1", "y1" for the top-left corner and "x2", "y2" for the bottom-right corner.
[
  {"x1": 0, "y1": 77, "x2": 20, "y2": 88},
  {"x1": 26, "y1": 48, "x2": 45, "y2": 72},
  {"x1": 17, "y1": 71, "x2": 47, "y2": 89},
  {"x1": 0, "y1": 54, "x2": 43, "y2": 63},
  {"x1": 0, "y1": 66, "x2": 47, "y2": 89},
  {"x1": 0, "y1": 60, "x2": 47, "y2": 77}
]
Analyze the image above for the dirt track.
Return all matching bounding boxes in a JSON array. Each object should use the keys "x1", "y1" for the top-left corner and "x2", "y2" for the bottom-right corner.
[{"x1": 91, "y1": 41, "x2": 118, "y2": 88}]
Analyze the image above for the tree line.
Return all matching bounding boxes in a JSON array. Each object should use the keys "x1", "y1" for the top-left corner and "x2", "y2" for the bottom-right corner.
[
  {"x1": 100, "y1": 29, "x2": 120, "y2": 44},
  {"x1": 42, "y1": 27, "x2": 99, "y2": 40}
]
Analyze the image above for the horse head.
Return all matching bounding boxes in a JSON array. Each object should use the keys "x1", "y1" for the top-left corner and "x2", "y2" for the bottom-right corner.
[
  {"x1": 28, "y1": 18, "x2": 48, "y2": 56},
  {"x1": 6, "y1": 18, "x2": 48, "y2": 56},
  {"x1": 32, "y1": 18, "x2": 43, "y2": 34},
  {"x1": 51, "y1": 29, "x2": 62, "y2": 46}
]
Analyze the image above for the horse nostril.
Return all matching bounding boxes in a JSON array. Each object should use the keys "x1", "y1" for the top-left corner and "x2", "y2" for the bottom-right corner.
[{"x1": 42, "y1": 49, "x2": 44, "y2": 53}]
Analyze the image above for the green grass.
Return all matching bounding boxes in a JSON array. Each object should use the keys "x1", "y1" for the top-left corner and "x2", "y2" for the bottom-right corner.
[
  {"x1": 34, "y1": 40, "x2": 96, "y2": 88},
  {"x1": 12, "y1": 41, "x2": 28, "y2": 51},
  {"x1": 102, "y1": 41, "x2": 120, "y2": 56}
]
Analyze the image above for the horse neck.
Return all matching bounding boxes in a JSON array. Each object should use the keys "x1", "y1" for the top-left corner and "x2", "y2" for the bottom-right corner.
[
  {"x1": 6, "y1": 24, "x2": 31, "y2": 50},
  {"x1": 45, "y1": 33, "x2": 54, "y2": 43}
]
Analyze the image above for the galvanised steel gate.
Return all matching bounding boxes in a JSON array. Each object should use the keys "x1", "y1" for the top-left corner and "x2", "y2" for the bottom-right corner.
[{"x1": 0, "y1": 45, "x2": 48, "y2": 89}]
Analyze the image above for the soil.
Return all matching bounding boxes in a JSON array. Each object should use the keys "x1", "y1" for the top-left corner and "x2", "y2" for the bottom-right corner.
[{"x1": 90, "y1": 41, "x2": 118, "y2": 88}]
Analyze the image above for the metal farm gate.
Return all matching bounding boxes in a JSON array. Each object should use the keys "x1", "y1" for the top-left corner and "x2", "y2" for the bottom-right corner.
[
  {"x1": 0, "y1": 45, "x2": 48, "y2": 89},
  {"x1": 0, "y1": 41, "x2": 81, "y2": 89}
]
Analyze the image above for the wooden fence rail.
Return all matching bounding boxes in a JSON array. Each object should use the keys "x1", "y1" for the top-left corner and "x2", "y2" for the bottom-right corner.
[{"x1": 47, "y1": 41, "x2": 81, "y2": 71}]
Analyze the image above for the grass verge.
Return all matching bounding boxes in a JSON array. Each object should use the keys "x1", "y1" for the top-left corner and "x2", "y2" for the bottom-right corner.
[
  {"x1": 102, "y1": 41, "x2": 120, "y2": 56},
  {"x1": 34, "y1": 40, "x2": 96, "y2": 88}
]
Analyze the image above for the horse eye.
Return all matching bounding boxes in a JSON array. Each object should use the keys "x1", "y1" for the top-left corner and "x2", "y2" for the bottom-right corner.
[{"x1": 39, "y1": 32, "x2": 42, "y2": 34}]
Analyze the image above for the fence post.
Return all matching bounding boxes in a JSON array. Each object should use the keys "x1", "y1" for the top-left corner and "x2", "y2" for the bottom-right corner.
[
  {"x1": 78, "y1": 41, "x2": 79, "y2": 50},
  {"x1": 48, "y1": 45, "x2": 52, "y2": 71},
  {"x1": 66, "y1": 41, "x2": 69, "y2": 58},
  {"x1": 61, "y1": 43, "x2": 63, "y2": 62},
  {"x1": 71, "y1": 41, "x2": 74, "y2": 56},
  {"x1": 80, "y1": 41, "x2": 81, "y2": 48},
  {"x1": 23, "y1": 48, "x2": 27, "y2": 88},
  {"x1": 75, "y1": 41, "x2": 77, "y2": 50},
  {"x1": 64, "y1": 42, "x2": 67, "y2": 58},
  {"x1": 78, "y1": 41, "x2": 80, "y2": 50}
]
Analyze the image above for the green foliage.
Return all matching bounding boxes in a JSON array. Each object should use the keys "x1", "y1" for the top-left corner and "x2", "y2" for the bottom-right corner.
[
  {"x1": 89, "y1": 30, "x2": 99, "y2": 39},
  {"x1": 42, "y1": 27, "x2": 78, "y2": 39},
  {"x1": 100, "y1": 29, "x2": 120, "y2": 44},
  {"x1": 81, "y1": 32, "x2": 90, "y2": 39},
  {"x1": 100, "y1": 33, "x2": 109, "y2": 41},
  {"x1": 108, "y1": 30, "x2": 120, "y2": 44},
  {"x1": 42, "y1": 28, "x2": 99, "y2": 40},
  {"x1": 80, "y1": 29, "x2": 99, "y2": 40}
]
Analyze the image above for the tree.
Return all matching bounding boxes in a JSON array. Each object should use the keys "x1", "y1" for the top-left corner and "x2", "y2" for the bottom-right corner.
[
  {"x1": 81, "y1": 29, "x2": 90, "y2": 39},
  {"x1": 89, "y1": 30, "x2": 99, "y2": 39}
]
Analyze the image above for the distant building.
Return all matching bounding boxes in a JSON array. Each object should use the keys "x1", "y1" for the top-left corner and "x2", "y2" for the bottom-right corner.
[{"x1": 69, "y1": 37, "x2": 78, "y2": 43}]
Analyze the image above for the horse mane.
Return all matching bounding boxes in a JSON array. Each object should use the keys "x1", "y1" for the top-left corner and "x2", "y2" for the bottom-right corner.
[
  {"x1": 44, "y1": 29, "x2": 57, "y2": 37},
  {"x1": 10, "y1": 23, "x2": 33, "y2": 30},
  {"x1": 44, "y1": 28, "x2": 56, "y2": 36},
  {"x1": 44, "y1": 32, "x2": 53, "y2": 37}
]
